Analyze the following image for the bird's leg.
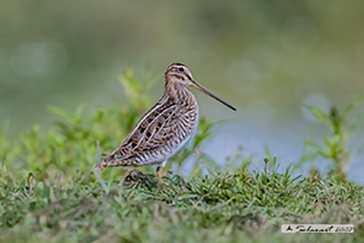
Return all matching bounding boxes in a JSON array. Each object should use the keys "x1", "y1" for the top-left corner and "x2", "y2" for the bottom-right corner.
[
  {"x1": 156, "y1": 160, "x2": 167, "y2": 188},
  {"x1": 156, "y1": 166, "x2": 163, "y2": 184}
]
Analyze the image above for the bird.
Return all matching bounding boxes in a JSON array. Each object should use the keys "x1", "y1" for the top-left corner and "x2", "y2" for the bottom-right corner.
[{"x1": 96, "y1": 63, "x2": 236, "y2": 184}]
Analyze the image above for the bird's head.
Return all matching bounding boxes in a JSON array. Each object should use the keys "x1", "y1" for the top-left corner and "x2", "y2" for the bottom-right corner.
[{"x1": 165, "y1": 63, "x2": 236, "y2": 111}]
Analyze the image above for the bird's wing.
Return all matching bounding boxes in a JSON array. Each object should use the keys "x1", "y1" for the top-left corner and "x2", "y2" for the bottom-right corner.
[{"x1": 101, "y1": 95, "x2": 179, "y2": 165}]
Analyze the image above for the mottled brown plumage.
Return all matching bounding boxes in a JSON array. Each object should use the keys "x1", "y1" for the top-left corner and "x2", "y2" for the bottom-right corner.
[{"x1": 96, "y1": 63, "x2": 236, "y2": 183}]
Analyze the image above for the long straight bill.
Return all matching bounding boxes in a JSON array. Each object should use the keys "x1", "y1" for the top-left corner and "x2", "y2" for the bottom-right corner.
[{"x1": 192, "y1": 80, "x2": 236, "y2": 111}]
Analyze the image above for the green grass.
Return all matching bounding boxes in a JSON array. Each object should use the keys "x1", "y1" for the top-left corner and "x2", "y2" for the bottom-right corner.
[
  {"x1": 1, "y1": 160, "x2": 364, "y2": 242},
  {"x1": 1, "y1": 70, "x2": 364, "y2": 242}
]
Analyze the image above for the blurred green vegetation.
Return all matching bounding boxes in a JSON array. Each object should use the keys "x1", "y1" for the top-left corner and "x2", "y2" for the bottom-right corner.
[
  {"x1": 297, "y1": 95, "x2": 364, "y2": 180},
  {"x1": 0, "y1": 69, "x2": 219, "y2": 183},
  {"x1": 1, "y1": 0, "x2": 364, "y2": 130}
]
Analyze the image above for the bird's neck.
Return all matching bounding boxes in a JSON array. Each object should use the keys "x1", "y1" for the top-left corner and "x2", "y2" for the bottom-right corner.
[{"x1": 164, "y1": 80, "x2": 194, "y2": 104}]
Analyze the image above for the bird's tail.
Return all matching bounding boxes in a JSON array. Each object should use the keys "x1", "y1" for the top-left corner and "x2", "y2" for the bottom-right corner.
[{"x1": 95, "y1": 153, "x2": 115, "y2": 169}]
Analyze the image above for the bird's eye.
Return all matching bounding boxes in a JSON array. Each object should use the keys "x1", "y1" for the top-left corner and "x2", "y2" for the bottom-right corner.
[{"x1": 178, "y1": 67, "x2": 184, "y2": 72}]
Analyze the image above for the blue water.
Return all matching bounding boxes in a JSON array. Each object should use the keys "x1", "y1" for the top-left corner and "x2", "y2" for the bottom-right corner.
[{"x1": 178, "y1": 113, "x2": 364, "y2": 184}]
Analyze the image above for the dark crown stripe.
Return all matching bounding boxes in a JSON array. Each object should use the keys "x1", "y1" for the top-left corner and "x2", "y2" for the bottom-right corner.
[{"x1": 165, "y1": 62, "x2": 187, "y2": 74}]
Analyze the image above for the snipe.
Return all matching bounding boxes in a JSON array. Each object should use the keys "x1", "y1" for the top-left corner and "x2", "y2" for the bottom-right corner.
[{"x1": 96, "y1": 63, "x2": 236, "y2": 184}]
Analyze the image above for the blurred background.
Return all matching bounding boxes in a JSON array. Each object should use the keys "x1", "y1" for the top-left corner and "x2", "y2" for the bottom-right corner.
[{"x1": 1, "y1": 0, "x2": 364, "y2": 181}]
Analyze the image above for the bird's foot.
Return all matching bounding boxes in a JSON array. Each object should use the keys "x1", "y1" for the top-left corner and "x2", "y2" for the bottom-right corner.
[
  {"x1": 123, "y1": 170, "x2": 145, "y2": 184},
  {"x1": 156, "y1": 165, "x2": 167, "y2": 191},
  {"x1": 156, "y1": 177, "x2": 166, "y2": 191}
]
